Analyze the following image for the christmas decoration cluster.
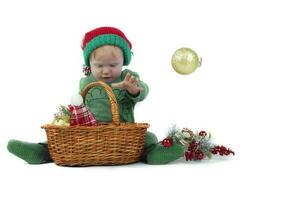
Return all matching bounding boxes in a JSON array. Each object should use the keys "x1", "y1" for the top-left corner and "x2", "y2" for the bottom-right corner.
[
  {"x1": 163, "y1": 126, "x2": 235, "y2": 161},
  {"x1": 51, "y1": 94, "x2": 97, "y2": 126}
]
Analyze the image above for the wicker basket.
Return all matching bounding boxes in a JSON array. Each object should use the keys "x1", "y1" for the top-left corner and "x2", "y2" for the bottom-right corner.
[{"x1": 42, "y1": 81, "x2": 149, "y2": 166}]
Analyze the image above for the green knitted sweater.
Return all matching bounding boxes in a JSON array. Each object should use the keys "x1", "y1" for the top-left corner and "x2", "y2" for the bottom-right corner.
[{"x1": 79, "y1": 69, "x2": 149, "y2": 123}]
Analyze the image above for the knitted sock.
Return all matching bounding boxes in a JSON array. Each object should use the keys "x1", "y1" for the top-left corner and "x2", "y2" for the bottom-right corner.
[
  {"x1": 7, "y1": 139, "x2": 52, "y2": 164},
  {"x1": 144, "y1": 131, "x2": 158, "y2": 148},
  {"x1": 145, "y1": 142, "x2": 184, "y2": 165},
  {"x1": 140, "y1": 131, "x2": 159, "y2": 162}
]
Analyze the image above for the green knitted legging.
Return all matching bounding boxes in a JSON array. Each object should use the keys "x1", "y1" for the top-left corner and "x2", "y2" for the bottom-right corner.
[{"x1": 7, "y1": 131, "x2": 183, "y2": 165}]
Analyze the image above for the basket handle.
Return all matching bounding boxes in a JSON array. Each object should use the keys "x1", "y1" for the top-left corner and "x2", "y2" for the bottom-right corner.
[{"x1": 80, "y1": 81, "x2": 120, "y2": 125}]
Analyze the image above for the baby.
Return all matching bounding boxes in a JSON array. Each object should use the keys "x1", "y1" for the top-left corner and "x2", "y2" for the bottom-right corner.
[{"x1": 7, "y1": 26, "x2": 184, "y2": 165}]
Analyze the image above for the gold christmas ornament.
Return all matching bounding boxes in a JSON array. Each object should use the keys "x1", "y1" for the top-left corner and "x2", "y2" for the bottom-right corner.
[{"x1": 171, "y1": 48, "x2": 202, "y2": 75}]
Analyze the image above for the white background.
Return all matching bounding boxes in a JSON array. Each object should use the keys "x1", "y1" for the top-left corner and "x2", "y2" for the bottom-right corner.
[{"x1": 0, "y1": 0, "x2": 299, "y2": 199}]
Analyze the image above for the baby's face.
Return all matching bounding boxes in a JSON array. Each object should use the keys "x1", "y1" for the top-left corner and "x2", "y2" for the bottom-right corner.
[{"x1": 90, "y1": 45, "x2": 123, "y2": 83}]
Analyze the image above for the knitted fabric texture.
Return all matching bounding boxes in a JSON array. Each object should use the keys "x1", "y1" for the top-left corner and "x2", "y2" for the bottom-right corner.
[
  {"x1": 82, "y1": 26, "x2": 132, "y2": 66},
  {"x1": 7, "y1": 140, "x2": 52, "y2": 164},
  {"x1": 145, "y1": 142, "x2": 184, "y2": 165}
]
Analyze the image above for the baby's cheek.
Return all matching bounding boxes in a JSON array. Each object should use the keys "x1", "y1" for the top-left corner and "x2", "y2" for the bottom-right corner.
[
  {"x1": 91, "y1": 68, "x2": 101, "y2": 78},
  {"x1": 113, "y1": 69, "x2": 122, "y2": 78}
]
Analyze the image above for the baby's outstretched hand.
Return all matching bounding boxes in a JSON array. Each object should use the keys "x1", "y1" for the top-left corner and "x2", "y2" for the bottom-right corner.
[{"x1": 111, "y1": 73, "x2": 143, "y2": 96}]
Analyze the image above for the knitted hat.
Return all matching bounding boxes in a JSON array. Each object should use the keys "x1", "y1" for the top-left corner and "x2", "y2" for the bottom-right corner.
[{"x1": 82, "y1": 26, "x2": 132, "y2": 67}]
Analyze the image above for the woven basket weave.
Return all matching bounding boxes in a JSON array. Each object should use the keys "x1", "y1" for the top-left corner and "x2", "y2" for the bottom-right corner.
[{"x1": 42, "y1": 81, "x2": 149, "y2": 166}]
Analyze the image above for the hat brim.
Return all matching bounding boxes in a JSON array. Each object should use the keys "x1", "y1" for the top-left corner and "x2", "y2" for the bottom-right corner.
[{"x1": 83, "y1": 34, "x2": 132, "y2": 66}]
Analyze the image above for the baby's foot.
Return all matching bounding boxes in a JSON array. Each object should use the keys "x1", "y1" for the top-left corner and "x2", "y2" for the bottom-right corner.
[
  {"x1": 7, "y1": 140, "x2": 52, "y2": 164},
  {"x1": 145, "y1": 142, "x2": 184, "y2": 165}
]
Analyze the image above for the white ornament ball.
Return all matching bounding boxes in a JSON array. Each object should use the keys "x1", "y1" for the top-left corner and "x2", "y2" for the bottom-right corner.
[{"x1": 71, "y1": 94, "x2": 83, "y2": 106}]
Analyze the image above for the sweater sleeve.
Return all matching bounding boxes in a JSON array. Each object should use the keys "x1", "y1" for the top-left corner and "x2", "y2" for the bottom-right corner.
[
  {"x1": 79, "y1": 77, "x2": 86, "y2": 93},
  {"x1": 79, "y1": 75, "x2": 97, "y2": 93}
]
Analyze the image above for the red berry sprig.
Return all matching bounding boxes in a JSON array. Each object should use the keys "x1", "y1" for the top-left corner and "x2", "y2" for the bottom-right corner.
[
  {"x1": 199, "y1": 130, "x2": 207, "y2": 137},
  {"x1": 211, "y1": 145, "x2": 235, "y2": 156},
  {"x1": 82, "y1": 65, "x2": 91, "y2": 76},
  {"x1": 185, "y1": 140, "x2": 204, "y2": 161},
  {"x1": 196, "y1": 150, "x2": 204, "y2": 160}
]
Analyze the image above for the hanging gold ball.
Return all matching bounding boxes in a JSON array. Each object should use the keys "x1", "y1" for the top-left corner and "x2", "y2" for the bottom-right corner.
[{"x1": 171, "y1": 48, "x2": 201, "y2": 75}]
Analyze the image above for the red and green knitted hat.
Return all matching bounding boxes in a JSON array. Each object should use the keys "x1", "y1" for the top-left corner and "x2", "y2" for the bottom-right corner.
[{"x1": 82, "y1": 26, "x2": 132, "y2": 67}]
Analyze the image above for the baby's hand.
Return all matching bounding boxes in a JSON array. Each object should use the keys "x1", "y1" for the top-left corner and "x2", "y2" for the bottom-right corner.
[{"x1": 111, "y1": 73, "x2": 143, "y2": 95}]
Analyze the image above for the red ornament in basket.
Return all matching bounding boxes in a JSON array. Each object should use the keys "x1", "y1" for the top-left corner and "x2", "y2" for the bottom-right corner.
[{"x1": 68, "y1": 94, "x2": 97, "y2": 126}]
